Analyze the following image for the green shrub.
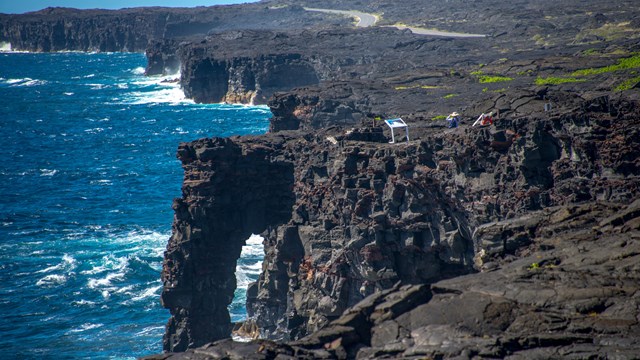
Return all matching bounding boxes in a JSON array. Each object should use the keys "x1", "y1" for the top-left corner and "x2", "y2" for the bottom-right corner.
[
  {"x1": 615, "y1": 76, "x2": 640, "y2": 91},
  {"x1": 431, "y1": 115, "x2": 447, "y2": 121},
  {"x1": 443, "y1": 93, "x2": 458, "y2": 99},
  {"x1": 478, "y1": 75, "x2": 513, "y2": 83},
  {"x1": 535, "y1": 76, "x2": 585, "y2": 85},
  {"x1": 571, "y1": 53, "x2": 640, "y2": 76}
]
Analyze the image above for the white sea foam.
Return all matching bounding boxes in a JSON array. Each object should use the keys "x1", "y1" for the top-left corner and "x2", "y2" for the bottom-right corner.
[
  {"x1": 234, "y1": 235, "x2": 264, "y2": 290},
  {"x1": 36, "y1": 274, "x2": 67, "y2": 287},
  {"x1": 245, "y1": 234, "x2": 264, "y2": 246},
  {"x1": 72, "y1": 299, "x2": 97, "y2": 307},
  {"x1": 84, "y1": 127, "x2": 106, "y2": 134},
  {"x1": 236, "y1": 272, "x2": 251, "y2": 289},
  {"x1": 87, "y1": 83, "x2": 106, "y2": 90},
  {"x1": 6, "y1": 78, "x2": 30, "y2": 84},
  {"x1": 130, "y1": 284, "x2": 162, "y2": 302},
  {"x1": 81, "y1": 253, "x2": 129, "y2": 276},
  {"x1": 40, "y1": 169, "x2": 58, "y2": 177},
  {"x1": 131, "y1": 67, "x2": 145, "y2": 75},
  {"x1": 7, "y1": 78, "x2": 48, "y2": 87},
  {"x1": 241, "y1": 261, "x2": 263, "y2": 275},
  {"x1": 36, "y1": 254, "x2": 76, "y2": 273},
  {"x1": 125, "y1": 87, "x2": 193, "y2": 105},
  {"x1": 240, "y1": 235, "x2": 264, "y2": 258},
  {"x1": 87, "y1": 272, "x2": 125, "y2": 289},
  {"x1": 172, "y1": 127, "x2": 189, "y2": 135},
  {"x1": 68, "y1": 323, "x2": 103, "y2": 333},
  {"x1": 135, "y1": 325, "x2": 164, "y2": 337},
  {"x1": 64, "y1": 92, "x2": 74, "y2": 96}
]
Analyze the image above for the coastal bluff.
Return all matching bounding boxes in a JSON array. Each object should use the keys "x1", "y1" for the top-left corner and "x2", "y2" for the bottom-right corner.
[
  {"x1": 0, "y1": 4, "x2": 339, "y2": 53},
  {"x1": 154, "y1": 92, "x2": 640, "y2": 357}
]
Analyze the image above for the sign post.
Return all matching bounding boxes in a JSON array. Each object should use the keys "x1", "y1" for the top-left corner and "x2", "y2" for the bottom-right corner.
[{"x1": 384, "y1": 118, "x2": 409, "y2": 143}]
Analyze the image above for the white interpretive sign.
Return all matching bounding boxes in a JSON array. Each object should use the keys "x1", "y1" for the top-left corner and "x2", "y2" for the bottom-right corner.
[{"x1": 384, "y1": 118, "x2": 409, "y2": 143}]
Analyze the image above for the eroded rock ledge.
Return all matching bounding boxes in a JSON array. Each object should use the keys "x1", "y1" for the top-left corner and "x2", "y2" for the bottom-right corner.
[{"x1": 154, "y1": 94, "x2": 639, "y2": 357}]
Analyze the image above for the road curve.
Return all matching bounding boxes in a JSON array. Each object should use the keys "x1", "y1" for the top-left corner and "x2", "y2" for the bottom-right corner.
[
  {"x1": 304, "y1": 7, "x2": 486, "y2": 38},
  {"x1": 304, "y1": 8, "x2": 379, "y2": 28}
]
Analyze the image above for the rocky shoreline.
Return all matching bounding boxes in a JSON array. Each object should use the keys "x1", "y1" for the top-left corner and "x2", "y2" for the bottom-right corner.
[
  {"x1": 151, "y1": 94, "x2": 640, "y2": 358},
  {"x1": 3, "y1": 0, "x2": 640, "y2": 358}
]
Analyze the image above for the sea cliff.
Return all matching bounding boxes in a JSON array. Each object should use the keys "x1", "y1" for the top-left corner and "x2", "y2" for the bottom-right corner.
[{"x1": 154, "y1": 92, "x2": 640, "y2": 357}]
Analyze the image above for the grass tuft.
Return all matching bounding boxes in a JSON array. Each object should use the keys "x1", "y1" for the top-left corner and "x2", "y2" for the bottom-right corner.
[
  {"x1": 478, "y1": 75, "x2": 513, "y2": 83},
  {"x1": 535, "y1": 77, "x2": 586, "y2": 86},
  {"x1": 615, "y1": 76, "x2": 640, "y2": 91},
  {"x1": 571, "y1": 54, "x2": 640, "y2": 76}
]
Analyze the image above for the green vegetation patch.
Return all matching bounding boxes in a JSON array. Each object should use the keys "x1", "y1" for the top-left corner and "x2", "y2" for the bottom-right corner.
[
  {"x1": 443, "y1": 93, "x2": 458, "y2": 99},
  {"x1": 478, "y1": 75, "x2": 513, "y2": 83},
  {"x1": 431, "y1": 115, "x2": 447, "y2": 121},
  {"x1": 615, "y1": 76, "x2": 640, "y2": 91},
  {"x1": 571, "y1": 53, "x2": 640, "y2": 76},
  {"x1": 535, "y1": 77, "x2": 586, "y2": 86}
]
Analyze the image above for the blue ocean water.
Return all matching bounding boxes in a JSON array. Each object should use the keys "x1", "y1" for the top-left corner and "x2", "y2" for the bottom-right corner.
[{"x1": 0, "y1": 52, "x2": 268, "y2": 359}]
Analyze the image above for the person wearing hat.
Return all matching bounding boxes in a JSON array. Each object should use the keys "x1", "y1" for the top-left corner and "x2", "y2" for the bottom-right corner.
[{"x1": 446, "y1": 112, "x2": 460, "y2": 128}]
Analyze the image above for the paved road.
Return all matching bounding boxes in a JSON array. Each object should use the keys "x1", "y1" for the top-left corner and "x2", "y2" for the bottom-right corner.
[
  {"x1": 304, "y1": 7, "x2": 486, "y2": 38},
  {"x1": 304, "y1": 8, "x2": 379, "y2": 28},
  {"x1": 388, "y1": 25, "x2": 486, "y2": 38}
]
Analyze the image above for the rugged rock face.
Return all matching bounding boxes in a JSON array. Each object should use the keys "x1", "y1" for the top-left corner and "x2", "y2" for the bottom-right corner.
[
  {"x1": 0, "y1": 3, "x2": 343, "y2": 52},
  {"x1": 171, "y1": 27, "x2": 476, "y2": 105},
  {"x1": 161, "y1": 135, "x2": 296, "y2": 352},
  {"x1": 179, "y1": 48, "x2": 320, "y2": 104},
  {"x1": 145, "y1": 39, "x2": 181, "y2": 76},
  {"x1": 148, "y1": 198, "x2": 640, "y2": 359},
  {"x1": 157, "y1": 90, "x2": 639, "y2": 354}
]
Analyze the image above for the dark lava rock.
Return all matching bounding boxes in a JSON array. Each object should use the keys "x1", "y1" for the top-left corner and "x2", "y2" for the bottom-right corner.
[
  {"x1": 0, "y1": 3, "x2": 344, "y2": 52},
  {"x1": 155, "y1": 94, "x2": 639, "y2": 355}
]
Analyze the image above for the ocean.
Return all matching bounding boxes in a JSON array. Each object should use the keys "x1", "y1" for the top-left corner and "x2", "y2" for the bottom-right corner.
[{"x1": 0, "y1": 52, "x2": 269, "y2": 359}]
